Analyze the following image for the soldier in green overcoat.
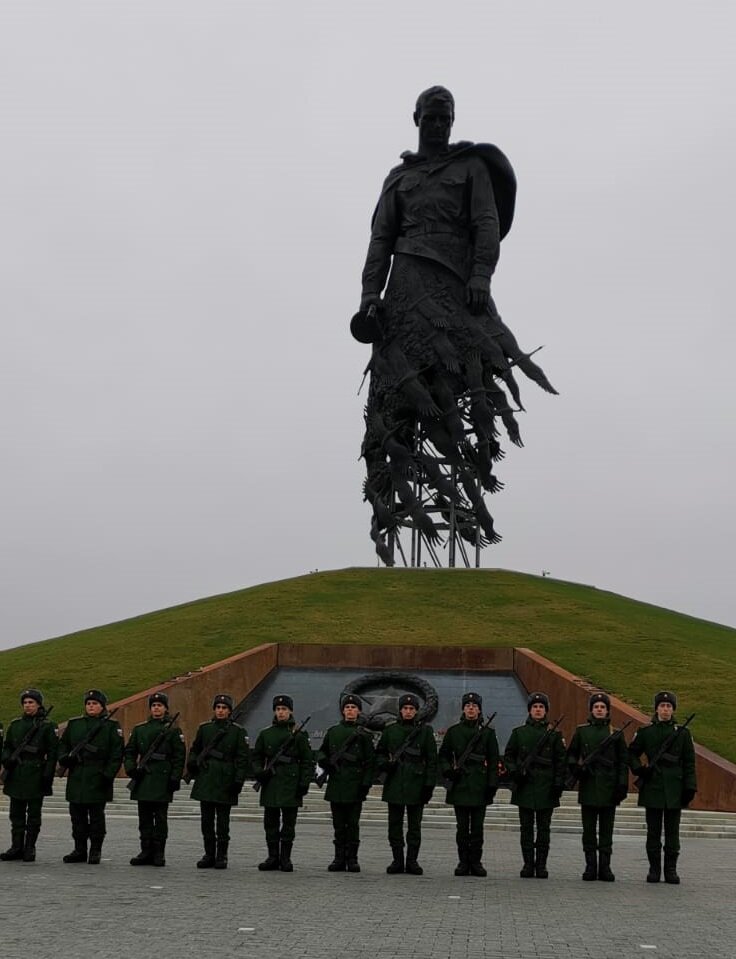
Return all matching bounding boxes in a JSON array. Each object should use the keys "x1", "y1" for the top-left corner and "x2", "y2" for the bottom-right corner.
[
  {"x1": 252, "y1": 694, "x2": 314, "y2": 872},
  {"x1": 316, "y1": 693, "x2": 375, "y2": 873},
  {"x1": 0, "y1": 688, "x2": 58, "y2": 863},
  {"x1": 439, "y1": 692, "x2": 499, "y2": 877},
  {"x1": 57, "y1": 689, "x2": 124, "y2": 864},
  {"x1": 186, "y1": 693, "x2": 251, "y2": 870},
  {"x1": 628, "y1": 690, "x2": 696, "y2": 884},
  {"x1": 124, "y1": 691, "x2": 186, "y2": 867},
  {"x1": 376, "y1": 693, "x2": 438, "y2": 876},
  {"x1": 503, "y1": 692, "x2": 566, "y2": 878},
  {"x1": 565, "y1": 692, "x2": 629, "y2": 882}
]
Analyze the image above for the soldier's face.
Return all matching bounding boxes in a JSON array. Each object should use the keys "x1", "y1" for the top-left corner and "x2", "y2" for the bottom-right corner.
[
  {"x1": 417, "y1": 103, "x2": 453, "y2": 144},
  {"x1": 400, "y1": 705, "x2": 417, "y2": 720},
  {"x1": 656, "y1": 703, "x2": 674, "y2": 721},
  {"x1": 214, "y1": 704, "x2": 231, "y2": 718},
  {"x1": 22, "y1": 698, "x2": 39, "y2": 716},
  {"x1": 591, "y1": 703, "x2": 608, "y2": 719},
  {"x1": 342, "y1": 704, "x2": 360, "y2": 722},
  {"x1": 274, "y1": 706, "x2": 291, "y2": 722},
  {"x1": 529, "y1": 704, "x2": 547, "y2": 721},
  {"x1": 463, "y1": 703, "x2": 480, "y2": 720},
  {"x1": 150, "y1": 702, "x2": 167, "y2": 719},
  {"x1": 85, "y1": 700, "x2": 104, "y2": 717}
]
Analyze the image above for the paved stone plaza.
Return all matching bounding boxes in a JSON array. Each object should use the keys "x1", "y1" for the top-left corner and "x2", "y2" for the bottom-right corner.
[{"x1": 0, "y1": 804, "x2": 733, "y2": 959}]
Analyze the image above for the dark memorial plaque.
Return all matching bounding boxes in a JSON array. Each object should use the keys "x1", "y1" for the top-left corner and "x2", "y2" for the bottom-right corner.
[{"x1": 354, "y1": 86, "x2": 557, "y2": 567}]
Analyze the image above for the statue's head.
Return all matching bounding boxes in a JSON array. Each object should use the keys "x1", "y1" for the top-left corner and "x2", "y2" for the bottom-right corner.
[{"x1": 413, "y1": 85, "x2": 455, "y2": 126}]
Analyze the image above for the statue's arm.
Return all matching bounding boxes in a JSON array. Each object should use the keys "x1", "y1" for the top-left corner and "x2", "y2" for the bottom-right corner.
[
  {"x1": 360, "y1": 185, "x2": 399, "y2": 310},
  {"x1": 465, "y1": 157, "x2": 500, "y2": 313}
]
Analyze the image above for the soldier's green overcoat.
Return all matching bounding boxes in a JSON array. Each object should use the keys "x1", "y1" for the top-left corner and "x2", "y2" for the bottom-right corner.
[
  {"x1": 566, "y1": 718, "x2": 629, "y2": 807},
  {"x1": 628, "y1": 718, "x2": 696, "y2": 809},
  {"x1": 252, "y1": 720, "x2": 314, "y2": 808},
  {"x1": 504, "y1": 718, "x2": 566, "y2": 810},
  {"x1": 59, "y1": 714, "x2": 124, "y2": 803},
  {"x1": 1, "y1": 714, "x2": 58, "y2": 801},
  {"x1": 316, "y1": 720, "x2": 375, "y2": 803},
  {"x1": 439, "y1": 717, "x2": 499, "y2": 807},
  {"x1": 376, "y1": 719, "x2": 437, "y2": 806},
  {"x1": 188, "y1": 718, "x2": 251, "y2": 805},
  {"x1": 124, "y1": 717, "x2": 186, "y2": 802}
]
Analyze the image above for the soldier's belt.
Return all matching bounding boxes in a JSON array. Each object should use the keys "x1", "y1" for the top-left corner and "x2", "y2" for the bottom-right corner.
[
  {"x1": 402, "y1": 746, "x2": 422, "y2": 758},
  {"x1": 657, "y1": 755, "x2": 680, "y2": 768},
  {"x1": 529, "y1": 756, "x2": 553, "y2": 767},
  {"x1": 274, "y1": 755, "x2": 296, "y2": 765},
  {"x1": 586, "y1": 756, "x2": 614, "y2": 769},
  {"x1": 150, "y1": 752, "x2": 168, "y2": 761},
  {"x1": 20, "y1": 745, "x2": 40, "y2": 755}
]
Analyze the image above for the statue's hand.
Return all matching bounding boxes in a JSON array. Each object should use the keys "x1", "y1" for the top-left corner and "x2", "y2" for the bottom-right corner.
[
  {"x1": 360, "y1": 291, "x2": 382, "y2": 312},
  {"x1": 465, "y1": 277, "x2": 490, "y2": 314}
]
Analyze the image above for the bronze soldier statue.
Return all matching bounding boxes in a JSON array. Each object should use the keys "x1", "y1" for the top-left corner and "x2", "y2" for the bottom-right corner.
[{"x1": 356, "y1": 86, "x2": 556, "y2": 564}]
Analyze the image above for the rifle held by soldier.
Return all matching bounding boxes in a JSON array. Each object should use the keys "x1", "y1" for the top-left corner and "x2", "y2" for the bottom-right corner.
[
  {"x1": 57, "y1": 707, "x2": 120, "y2": 778},
  {"x1": 252, "y1": 715, "x2": 311, "y2": 793},
  {"x1": 126, "y1": 711, "x2": 181, "y2": 790},
  {"x1": 633, "y1": 713, "x2": 695, "y2": 790},
  {"x1": 0, "y1": 706, "x2": 54, "y2": 784}
]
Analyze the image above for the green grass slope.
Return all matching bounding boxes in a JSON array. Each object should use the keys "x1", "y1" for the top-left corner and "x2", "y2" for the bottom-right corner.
[{"x1": 1, "y1": 569, "x2": 733, "y2": 760}]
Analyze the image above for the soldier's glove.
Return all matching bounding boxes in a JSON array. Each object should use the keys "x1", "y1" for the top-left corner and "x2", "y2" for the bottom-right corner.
[
  {"x1": 638, "y1": 766, "x2": 654, "y2": 782},
  {"x1": 484, "y1": 787, "x2": 497, "y2": 805},
  {"x1": 59, "y1": 755, "x2": 78, "y2": 770},
  {"x1": 255, "y1": 768, "x2": 274, "y2": 784},
  {"x1": 233, "y1": 781, "x2": 245, "y2": 795},
  {"x1": 681, "y1": 788, "x2": 696, "y2": 808},
  {"x1": 445, "y1": 768, "x2": 462, "y2": 783},
  {"x1": 420, "y1": 785, "x2": 434, "y2": 805},
  {"x1": 42, "y1": 775, "x2": 54, "y2": 796},
  {"x1": 2, "y1": 758, "x2": 17, "y2": 771},
  {"x1": 358, "y1": 784, "x2": 370, "y2": 802},
  {"x1": 168, "y1": 779, "x2": 181, "y2": 793},
  {"x1": 127, "y1": 768, "x2": 142, "y2": 783},
  {"x1": 613, "y1": 784, "x2": 628, "y2": 805},
  {"x1": 296, "y1": 784, "x2": 309, "y2": 798},
  {"x1": 319, "y1": 760, "x2": 334, "y2": 774},
  {"x1": 551, "y1": 785, "x2": 564, "y2": 802}
]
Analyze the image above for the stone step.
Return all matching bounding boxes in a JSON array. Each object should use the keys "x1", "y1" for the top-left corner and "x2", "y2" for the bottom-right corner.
[{"x1": 3, "y1": 782, "x2": 734, "y2": 839}]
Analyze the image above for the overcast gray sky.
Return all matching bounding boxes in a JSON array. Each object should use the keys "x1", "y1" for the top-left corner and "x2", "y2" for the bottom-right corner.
[{"x1": 1, "y1": 1, "x2": 734, "y2": 651}]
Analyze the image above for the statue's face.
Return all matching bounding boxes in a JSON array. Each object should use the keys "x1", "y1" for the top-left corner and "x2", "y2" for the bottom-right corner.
[{"x1": 417, "y1": 102, "x2": 453, "y2": 145}]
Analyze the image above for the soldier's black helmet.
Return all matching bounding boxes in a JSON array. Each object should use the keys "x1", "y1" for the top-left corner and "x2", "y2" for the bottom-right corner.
[
  {"x1": 654, "y1": 691, "x2": 677, "y2": 710},
  {"x1": 462, "y1": 692, "x2": 483, "y2": 708},
  {"x1": 84, "y1": 689, "x2": 108, "y2": 707},
  {"x1": 20, "y1": 688, "x2": 43, "y2": 706},
  {"x1": 588, "y1": 692, "x2": 610, "y2": 712},
  {"x1": 213, "y1": 694, "x2": 234, "y2": 711}
]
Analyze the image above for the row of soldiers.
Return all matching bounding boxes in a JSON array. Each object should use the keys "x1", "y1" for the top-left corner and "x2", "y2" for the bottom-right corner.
[{"x1": 0, "y1": 685, "x2": 696, "y2": 882}]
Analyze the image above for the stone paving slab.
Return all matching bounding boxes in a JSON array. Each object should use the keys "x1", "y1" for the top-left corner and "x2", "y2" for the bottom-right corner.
[{"x1": 0, "y1": 813, "x2": 733, "y2": 959}]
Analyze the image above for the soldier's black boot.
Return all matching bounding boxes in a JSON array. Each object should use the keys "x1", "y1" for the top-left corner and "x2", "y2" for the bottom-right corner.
[
  {"x1": 88, "y1": 840, "x2": 103, "y2": 865},
  {"x1": 646, "y1": 850, "x2": 661, "y2": 883},
  {"x1": 454, "y1": 844, "x2": 471, "y2": 877},
  {"x1": 582, "y1": 850, "x2": 597, "y2": 881},
  {"x1": 63, "y1": 839, "x2": 88, "y2": 863},
  {"x1": 598, "y1": 851, "x2": 615, "y2": 882},
  {"x1": 214, "y1": 841, "x2": 229, "y2": 870},
  {"x1": 327, "y1": 842, "x2": 346, "y2": 872},
  {"x1": 405, "y1": 845, "x2": 423, "y2": 875},
  {"x1": 152, "y1": 840, "x2": 166, "y2": 867},
  {"x1": 22, "y1": 827, "x2": 39, "y2": 862},
  {"x1": 0, "y1": 830, "x2": 25, "y2": 861},
  {"x1": 663, "y1": 851, "x2": 680, "y2": 884},
  {"x1": 534, "y1": 848, "x2": 549, "y2": 879},
  {"x1": 197, "y1": 838, "x2": 216, "y2": 869},
  {"x1": 346, "y1": 842, "x2": 361, "y2": 873},
  {"x1": 519, "y1": 848, "x2": 535, "y2": 878},
  {"x1": 279, "y1": 841, "x2": 294, "y2": 872},
  {"x1": 469, "y1": 841, "x2": 486, "y2": 877},
  {"x1": 130, "y1": 839, "x2": 154, "y2": 866},
  {"x1": 258, "y1": 841, "x2": 280, "y2": 871},
  {"x1": 386, "y1": 844, "x2": 404, "y2": 874}
]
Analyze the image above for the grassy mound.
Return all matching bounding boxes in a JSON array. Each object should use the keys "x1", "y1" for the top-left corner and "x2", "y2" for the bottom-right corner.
[{"x1": 1, "y1": 569, "x2": 733, "y2": 760}]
